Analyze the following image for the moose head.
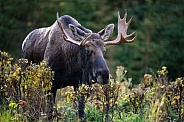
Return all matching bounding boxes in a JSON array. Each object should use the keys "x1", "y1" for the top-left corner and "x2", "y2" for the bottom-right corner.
[{"x1": 56, "y1": 11, "x2": 137, "y2": 85}]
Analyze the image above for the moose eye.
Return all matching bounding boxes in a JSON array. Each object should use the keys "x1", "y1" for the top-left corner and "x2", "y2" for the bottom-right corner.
[{"x1": 86, "y1": 50, "x2": 93, "y2": 56}]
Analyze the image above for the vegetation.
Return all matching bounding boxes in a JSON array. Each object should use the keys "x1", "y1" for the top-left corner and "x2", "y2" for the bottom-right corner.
[
  {"x1": 0, "y1": 51, "x2": 53, "y2": 121},
  {"x1": 0, "y1": 0, "x2": 184, "y2": 121},
  {"x1": 1, "y1": 0, "x2": 184, "y2": 83},
  {"x1": 0, "y1": 51, "x2": 183, "y2": 121}
]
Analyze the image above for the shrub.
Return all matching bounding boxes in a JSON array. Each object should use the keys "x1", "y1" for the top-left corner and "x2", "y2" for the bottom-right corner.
[{"x1": 0, "y1": 50, "x2": 53, "y2": 121}]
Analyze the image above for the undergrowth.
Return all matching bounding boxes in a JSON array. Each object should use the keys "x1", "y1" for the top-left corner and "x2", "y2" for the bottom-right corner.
[{"x1": 0, "y1": 50, "x2": 183, "y2": 122}]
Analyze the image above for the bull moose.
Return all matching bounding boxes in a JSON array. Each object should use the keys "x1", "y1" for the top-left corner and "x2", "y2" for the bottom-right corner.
[{"x1": 22, "y1": 10, "x2": 136, "y2": 121}]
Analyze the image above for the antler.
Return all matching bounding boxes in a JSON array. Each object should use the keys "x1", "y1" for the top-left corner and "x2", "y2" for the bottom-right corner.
[
  {"x1": 104, "y1": 10, "x2": 137, "y2": 45},
  {"x1": 57, "y1": 12, "x2": 92, "y2": 46}
]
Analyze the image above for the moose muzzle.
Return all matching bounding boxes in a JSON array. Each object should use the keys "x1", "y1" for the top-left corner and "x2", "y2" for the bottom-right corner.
[{"x1": 93, "y1": 56, "x2": 110, "y2": 84}]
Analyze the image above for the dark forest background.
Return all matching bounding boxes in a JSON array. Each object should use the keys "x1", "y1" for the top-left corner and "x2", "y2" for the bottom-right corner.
[{"x1": 0, "y1": 0, "x2": 184, "y2": 83}]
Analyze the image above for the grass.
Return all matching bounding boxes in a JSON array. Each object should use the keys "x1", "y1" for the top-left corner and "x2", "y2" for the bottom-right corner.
[{"x1": 0, "y1": 109, "x2": 12, "y2": 122}]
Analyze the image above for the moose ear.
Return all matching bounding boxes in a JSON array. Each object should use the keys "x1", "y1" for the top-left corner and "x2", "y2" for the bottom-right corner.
[
  {"x1": 69, "y1": 24, "x2": 86, "y2": 40},
  {"x1": 98, "y1": 24, "x2": 114, "y2": 41}
]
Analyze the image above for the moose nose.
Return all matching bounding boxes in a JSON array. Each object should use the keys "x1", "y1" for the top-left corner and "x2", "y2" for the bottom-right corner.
[
  {"x1": 96, "y1": 69, "x2": 110, "y2": 84},
  {"x1": 93, "y1": 56, "x2": 110, "y2": 84},
  {"x1": 96, "y1": 69, "x2": 109, "y2": 77}
]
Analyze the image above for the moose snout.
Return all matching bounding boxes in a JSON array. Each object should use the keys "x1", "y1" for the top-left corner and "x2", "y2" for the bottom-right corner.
[
  {"x1": 96, "y1": 69, "x2": 110, "y2": 84},
  {"x1": 93, "y1": 56, "x2": 110, "y2": 84}
]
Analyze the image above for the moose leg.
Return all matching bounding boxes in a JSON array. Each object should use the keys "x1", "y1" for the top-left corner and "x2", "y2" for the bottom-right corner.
[
  {"x1": 47, "y1": 86, "x2": 57, "y2": 121},
  {"x1": 74, "y1": 86, "x2": 86, "y2": 122},
  {"x1": 78, "y1": 95, "x2": 86, "y2": 121}
]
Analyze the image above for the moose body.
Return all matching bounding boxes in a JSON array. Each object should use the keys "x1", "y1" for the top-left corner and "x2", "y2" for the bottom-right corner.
[
  {"x1": 22, "y1": 11, "x2": 136, "y2": 120},
  {"x1": 22, "y1": 16, "x2": 95, "y2": 88}
]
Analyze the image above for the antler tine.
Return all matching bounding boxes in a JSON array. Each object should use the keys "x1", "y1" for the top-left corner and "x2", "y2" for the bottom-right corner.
[
  {"x1": 127, "y1": 31, "x2": 136, "y2": 38},
  {"x1": 105, "y1": 10, "x2": 137, "y2": 45},
  {"x1": 118, "y1": 11, "x2": 121, "y2": 20},
  {"x1": 125, "y1": 34, "x2": 137, "y2": 43},
  {"x1": 80, "y1": 33, "x2": 93, "y2": 46},
  {"x1": 127, "y1": 16, "x2": 133, "y2": 26},
  {"x1": 123, "y1": 9, "x2": 127, "y2": 21},
  {"x1": 56, "y1": 12, "x2": 59, "y2": 19},
  {"x1": 57, "y1": 12, "x2": 92, "y2": 46}
]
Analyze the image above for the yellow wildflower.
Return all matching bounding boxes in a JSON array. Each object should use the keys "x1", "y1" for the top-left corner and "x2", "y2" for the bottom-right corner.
[{"x1": 9, "y1": 101, "x2": 17, "y2": 108}]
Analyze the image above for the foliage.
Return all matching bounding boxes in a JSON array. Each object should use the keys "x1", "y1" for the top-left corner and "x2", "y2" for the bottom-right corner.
[
  {"x1": 0, "y1": 51, "x2": 53, "y2": 121},
  {"x1": 0, "y1": 107, "x2": 12, "y2": 122},
  {"x1": 112, "y1": 0, "x2": 184, "y2": 83},
  {"x1": 54, "y1": 65, "x2": 184, "y2": 122},
  {"x1": 1, "y1": 51, "x2": 184, "y2": 121}
]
